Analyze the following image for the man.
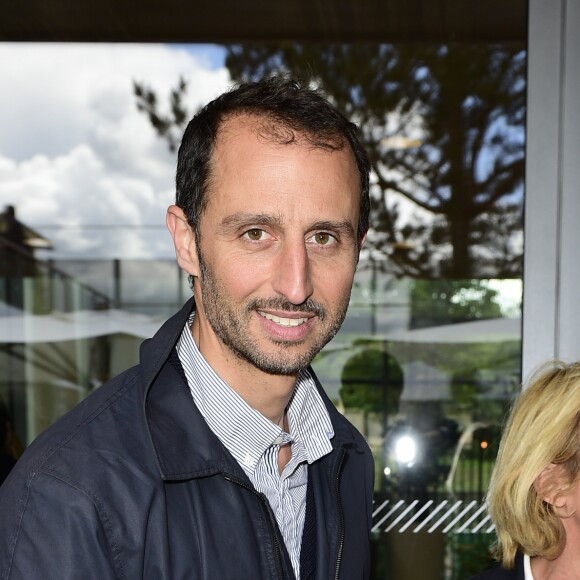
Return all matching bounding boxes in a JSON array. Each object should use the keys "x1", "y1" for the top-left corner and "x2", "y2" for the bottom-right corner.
[{"x1": 0, "y1": 77, "x2": 374, "y2": 579}]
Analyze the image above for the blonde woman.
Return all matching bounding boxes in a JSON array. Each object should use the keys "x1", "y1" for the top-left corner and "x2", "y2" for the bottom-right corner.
[{"x1": 471, "y1": 361, "x2": 580, "y2": 580}]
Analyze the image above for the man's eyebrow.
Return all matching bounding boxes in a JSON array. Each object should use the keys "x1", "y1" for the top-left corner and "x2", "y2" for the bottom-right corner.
[
  {"x1": 218, "y1": 214, "x2": 357, "y2": 238},
  {"x1": 219, "y1": 213, "x2": 283, "y2": 230},
  {"x1": 311, "y1": 220, "x2": 357, "y2": 239}
]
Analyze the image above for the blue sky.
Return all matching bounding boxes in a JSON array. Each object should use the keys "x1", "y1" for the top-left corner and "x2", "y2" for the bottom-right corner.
[{"x1": 172, "y1": 44, "x2": 227, "y2": 69}]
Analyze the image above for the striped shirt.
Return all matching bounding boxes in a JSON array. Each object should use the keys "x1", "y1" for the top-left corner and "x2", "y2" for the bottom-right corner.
[{"x1": 176, "y1": 318, "x2": 335, "y2": 578}]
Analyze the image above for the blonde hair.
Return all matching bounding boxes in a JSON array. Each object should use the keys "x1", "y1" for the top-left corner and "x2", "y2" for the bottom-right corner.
[{"x1": 487, "y1": 361, "x2": 580, "y2": 568}]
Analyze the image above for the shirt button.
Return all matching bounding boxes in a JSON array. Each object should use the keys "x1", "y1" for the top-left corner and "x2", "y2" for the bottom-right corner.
[{"x1": 243, "y1": 453, "x2": 254, "y2": 467}]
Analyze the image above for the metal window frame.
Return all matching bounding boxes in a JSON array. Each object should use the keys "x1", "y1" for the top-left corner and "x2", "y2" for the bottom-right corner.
[{"x1": 523, "y1": 0, "x2": 580, "y2": 379}]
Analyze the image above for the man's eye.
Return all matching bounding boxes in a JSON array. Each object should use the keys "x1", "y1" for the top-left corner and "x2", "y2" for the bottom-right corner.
[
  {"x1": 244, "y1": 229, "x2": 266, "y2": 241},
  {"x1": 312, "y1": 232, "x2": 336, "y2": 246}
]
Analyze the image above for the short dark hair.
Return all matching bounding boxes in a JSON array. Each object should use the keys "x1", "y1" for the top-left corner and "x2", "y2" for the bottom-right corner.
[{"x1": 175, "y1": 77, "x2": 370, "y2": 242}]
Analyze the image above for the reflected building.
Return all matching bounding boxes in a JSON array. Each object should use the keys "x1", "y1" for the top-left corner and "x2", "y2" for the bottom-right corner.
[
  {"x1": 0, "y1": 205, "x2": 52, "y2": 309},
  {"x1": 0, "y1": 210, "x2": 187, "y2": 448}
]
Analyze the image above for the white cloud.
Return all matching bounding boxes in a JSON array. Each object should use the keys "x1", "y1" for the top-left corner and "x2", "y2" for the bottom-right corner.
[{"x1": 0, "y1": 43, "x2": 231, "y2": 258}]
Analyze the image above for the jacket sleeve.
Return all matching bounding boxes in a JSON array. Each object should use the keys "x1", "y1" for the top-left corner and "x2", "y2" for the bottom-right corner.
[{"x1": 0, "y1": 469, "x2": 122, "y2": 580}]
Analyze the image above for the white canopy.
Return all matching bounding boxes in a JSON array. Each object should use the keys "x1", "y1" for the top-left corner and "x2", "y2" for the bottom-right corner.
[
  {"x1": 384, "y1": 316, "x2": 521, "y2": 344},
  {"x1": 0, "y1": 309, "x2": 164, "y2": 343},
  {"x1": 0, "y1": 308, "x2": 521, "y2": 345}
]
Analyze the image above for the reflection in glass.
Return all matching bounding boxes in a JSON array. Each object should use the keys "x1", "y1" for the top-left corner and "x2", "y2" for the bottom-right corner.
[
  {"x1": 312, "y1": 273, "x2": 522, "y2": 578},
  {"x1": 218, "y1": 43, "x2": 525, "y2": 577},
  {"x1": 141, "y1": 42, "x2": 526, "y2": 279},
  {"x1": 1, "y1": 37, "x2": 526, "y2": 580},
  {"x1": 137, "y1": 48, "x2": 525, "y2": 575}
]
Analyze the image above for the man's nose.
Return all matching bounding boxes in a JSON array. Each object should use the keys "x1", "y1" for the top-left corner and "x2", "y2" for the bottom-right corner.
[{"x1": 272, "y1": 240, "x2": 314, "y2": 306}]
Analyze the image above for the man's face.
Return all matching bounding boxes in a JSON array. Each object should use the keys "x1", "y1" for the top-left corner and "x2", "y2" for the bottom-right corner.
[{"x1": 192, "y1": 115, "x2": 363, "y2": 377}]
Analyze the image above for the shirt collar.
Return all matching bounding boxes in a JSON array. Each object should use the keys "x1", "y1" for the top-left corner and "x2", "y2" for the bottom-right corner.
[{"x1": 176, "y1": 317, "x2": 334, "y2": 475}]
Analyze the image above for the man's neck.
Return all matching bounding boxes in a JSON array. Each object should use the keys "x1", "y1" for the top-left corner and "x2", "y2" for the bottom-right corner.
[
  {"x1": 191, "y1": 318, "x2": 298, "y2": 424},
  {"x1": 229, "y1": 368, "x2": 296, "y2": 425}
]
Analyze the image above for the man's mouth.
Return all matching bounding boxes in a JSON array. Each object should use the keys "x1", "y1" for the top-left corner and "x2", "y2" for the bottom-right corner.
[{"x1": 258, "y1": 311, "x2": 309, "y2": 327}]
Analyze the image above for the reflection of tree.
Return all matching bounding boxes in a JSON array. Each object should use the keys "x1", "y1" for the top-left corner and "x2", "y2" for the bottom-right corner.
[
  {"x1": 339, "y1": 345, "x2": 403, "y2": 490},
  {"x1": 340, "y1": 346, "x2": 403, "y2": 414},
  {"x1": 134, "y1": 42, "x2": 525, "y2": 278},
  {"x1": 133, "y1": 77, "x2": 188, "y2": 153},
  {"x1": 388, "y1": 338, "x2": 521, "y2": 424},
  {"x1": 409, "y1": 279, "x2": 503, "y2": 329}
]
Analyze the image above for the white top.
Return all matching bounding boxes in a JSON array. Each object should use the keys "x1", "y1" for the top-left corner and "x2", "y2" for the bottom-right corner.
[{"x1": 523, "y1": 554, "x2": 534, "y2": 580}]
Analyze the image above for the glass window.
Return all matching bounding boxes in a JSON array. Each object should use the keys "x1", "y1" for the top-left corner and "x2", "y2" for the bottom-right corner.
[
  {"x1": 224, "y1": 43, "x2": 525, "y2": 576},
  {"x1": 0, "y1": 37, "x2": 525, "y2": 579}
]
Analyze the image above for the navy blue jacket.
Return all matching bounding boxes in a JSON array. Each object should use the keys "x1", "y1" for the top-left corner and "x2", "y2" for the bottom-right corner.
[
  {"x1": 470, "y1": 554, "x2": 525, "y2": 580},
  {"x1": 0, "y1": 299, "x2": 374, "y2": 579}
]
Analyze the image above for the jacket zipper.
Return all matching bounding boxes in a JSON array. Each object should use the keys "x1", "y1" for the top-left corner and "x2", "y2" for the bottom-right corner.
[
  {"x1": 223, "y1": 474, "x2": 285, "y2": 580},
  {"x1": 334, "y1": 449, "x2": 346, "y2": 580}
]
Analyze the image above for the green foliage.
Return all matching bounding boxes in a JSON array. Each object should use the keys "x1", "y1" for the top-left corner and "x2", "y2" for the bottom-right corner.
[
  {"x1": 409, "y1": 279, "x2": 503, "y2": 329},
  {"x1": 339, "y1": 347, "x2": 403, "y2": 413},
  {"x1": 448, "y1": 533, "x2": 496, "y2": 579}
]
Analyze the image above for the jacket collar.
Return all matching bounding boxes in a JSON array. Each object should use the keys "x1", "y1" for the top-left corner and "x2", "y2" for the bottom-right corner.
[
  {"x1": 141, "y1": 298, "x2": 365, "y2": 480},
  {"x1": 139, "y1": 296, "x2": 195, "y2": 392}
]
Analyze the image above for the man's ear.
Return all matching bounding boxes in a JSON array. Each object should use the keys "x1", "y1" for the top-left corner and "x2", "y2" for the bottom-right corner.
[
  {"x1": 359, "y1": 231, "x2": 367, "y2": 251},
  {"x1": 166, "y1": 205, "x2": 200, "y2": 277}
]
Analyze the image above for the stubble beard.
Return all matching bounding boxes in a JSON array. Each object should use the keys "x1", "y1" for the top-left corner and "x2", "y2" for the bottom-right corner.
[{"x1": 197, "y1": 253, "x2": 350, "y2": 376}]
